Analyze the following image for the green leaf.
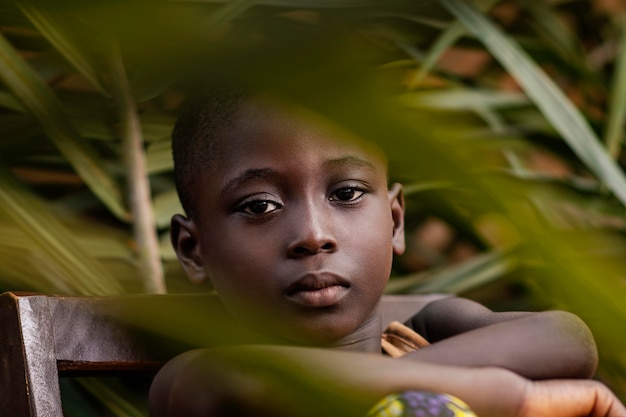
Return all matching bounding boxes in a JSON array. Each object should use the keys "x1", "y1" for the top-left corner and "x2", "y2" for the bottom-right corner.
[
  {"x1": 400, "y1": 89, "x2": 528, "y2": 111},
  {"x1": 387, "y1": 250, "x2": 516, "y2": 294},
  {"x1": 406, "y1": 0, "x2": 500, "y2": 87},
  {"x1": 147, "y1": 142, "x2": 173, "y2": 174},
  {"x1": 77, "y1": 378, "x2": 146, "y2": 417},
  {"x1": 604, "y1": 17, "x2": 626, "y2": 159},
  {"x1": 439, "y1": 0, "x2": 626, "y2": 208},
  {"x1": 523, "y1": 2, "x2": 586, "y2": 71},
  {"x1": 0, "y1": 165, "x2": 122, "y2": 295},
  {"x1": 0, "y1": 31, "x2": 130, "y2": 221},
  {"x1": 153, "y1": 189, "x2": 183, "y2": 228},
  {"x1": 0, "y1": 89, "x2": 24, "y2": 111},
  {"x1": 192, "y1": 0, "x2": 381, "y2": 7},
  {"x1": 15, "y1": 0, "x2": 108, "y2": 94}
]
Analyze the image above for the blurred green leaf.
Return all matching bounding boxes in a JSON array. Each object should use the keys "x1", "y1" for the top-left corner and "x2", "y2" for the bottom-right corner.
[
  {"x1": 153, "y1": 189, "x2": 183, "y2": 229},
  {"x1": 77, "y1": 379, "x2": 145, "y2": 417},
  {"x1": 440, "y1": 0, "x2": 626, "y2": 208},
  {"x1": 400, "y1": 89, "x2": 528, "y2": 111},
  {"x1": 15, "y1": 0, "x2": 109, "y2": 94},
  {"x1": 387, "y1": 250, "x2": 516, "y2": 294},
  {"x1": 0, "y1": 31, "x2": 129, "y2": 221},
  {"x1": 407, "y1": 0, "x2": 499, "y2": 87},
  {"x1": 604, "y1": 17, "x2": 626, "y2": 159},
  {"x1": 0, "y1": 165, "x2": 122, "y2": 295}
]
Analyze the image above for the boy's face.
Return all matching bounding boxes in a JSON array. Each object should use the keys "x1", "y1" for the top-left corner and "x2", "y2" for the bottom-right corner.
[{"x1": 172, "y1": 96, "x2": 405, "y2": 345}]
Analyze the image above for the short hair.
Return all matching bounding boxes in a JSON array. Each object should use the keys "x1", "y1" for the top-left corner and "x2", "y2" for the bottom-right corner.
[{"x1": 172, "y1": 87, "x2": 253, "y2": 219}]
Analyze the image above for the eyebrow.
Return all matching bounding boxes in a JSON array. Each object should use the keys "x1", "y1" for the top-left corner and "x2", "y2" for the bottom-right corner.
[
  {"x1": 219, "y1": 156, "x2": 377, "y2": 197},
  {"x1": 323, "y1": 156, "x2": 376, "y2": 170},
  {"x1": 220, "y1": 168, "x2": 275, "y2": 198}
]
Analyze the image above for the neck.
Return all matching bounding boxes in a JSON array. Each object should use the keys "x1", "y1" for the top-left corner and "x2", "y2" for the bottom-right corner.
[{"x1": 327, "y1": 307, "x2": 383, "y2": 354}]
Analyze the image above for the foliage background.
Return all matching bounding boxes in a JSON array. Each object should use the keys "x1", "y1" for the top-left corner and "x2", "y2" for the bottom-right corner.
[{"x1": 1, "y1": 0, "x2": 626, "y2": 414}]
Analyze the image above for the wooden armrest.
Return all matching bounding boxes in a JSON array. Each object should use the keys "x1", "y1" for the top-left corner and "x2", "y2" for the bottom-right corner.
[{"x1": 0, "y1": 291, "x2": 446, "y2": 417}]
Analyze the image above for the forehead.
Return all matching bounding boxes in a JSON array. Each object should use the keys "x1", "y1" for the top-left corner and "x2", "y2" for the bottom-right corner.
[{"x1": 215, "y1": 95, "x2": 387, "y2": 172}]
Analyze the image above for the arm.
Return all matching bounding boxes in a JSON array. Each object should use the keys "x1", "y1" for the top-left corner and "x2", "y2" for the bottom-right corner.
[
  {"x1": 404, "y1": 297, "x2": 598, "y2": 379},
  {"x1": 150, "y1": 346, "x2": 625, "y2": 417}
]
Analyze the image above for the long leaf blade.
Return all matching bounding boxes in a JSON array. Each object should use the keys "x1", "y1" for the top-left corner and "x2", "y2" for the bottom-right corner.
[
  {"x1": 440, "y1": 0, "x2": 626, "y2": 208},
  {"x1": 0, "y1": 166, "x2": 122, "y2": 295},
  {"x1": 15, "y1": 0, "x2": 108, "y2": 94},
  {"x1": 0, "y1": 31, "x2": 129, "y2": 221}
]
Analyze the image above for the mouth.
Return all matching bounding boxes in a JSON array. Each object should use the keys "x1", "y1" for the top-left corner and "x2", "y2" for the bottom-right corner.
[{"x1": 285, "y1": 272, "x2": 350, "y2": 308}]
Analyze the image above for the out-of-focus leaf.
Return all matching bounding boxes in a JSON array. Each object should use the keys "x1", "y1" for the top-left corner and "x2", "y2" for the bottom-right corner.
[
  {"x1": 0, "y1": 166, "x2": 122, "y2": 295},
  {"x1": 192, "y1": 0, "x2": 381, "y2": 7},
  {"x1": 386, "y1": 250, "x2": 516, "y2": 294},
  {"x1": 159, "y1": 232, "x2": 177, "y2": 261},
  {"x1": 0, "y1": 113, "x2": 41, "y2": 149},
  {"x1": 400, "y1": 89, "x2": 528, "y2": 111},
  {"x1": 147, "y1": 141, "x2": 173, "y2": 174},
  {"x1": 59, "y1": 380, "x2": 108, "y2": 417},
  {"x1": 141, "y1": 113, "x2": 177, "y2": 142},
  {"x1": 406, "y1": 0, "x2": 499, "y2": 87},
  {"x1": 524, "y1": 2, "x2": 588, "y2": 73},
  {"x1": 0, "y1": 222, "x2": 133, "y2": 260},
  {"x1": 77, "y1": 379, "x2": 145, "y2": 417},
  {"x1": 403, "y1": 180, "x2": 458, "y2": 196},
  {"x1": 440, "y1": 0, "x2": 626, "y2": 208},
  {"x1": 0, "y1": 31, "x2": 129, "y2": 221},
  {"x1": 15, "y1": 0, "x2": 108, "y2": 94},
  {"x1": 154, "y1": 189, "x2": 183, "y2": 228},
  {"x1": 604, "y1": 18, "x2": 626, "y2": 159},
  {"x1": 0, "y1": 89, "x2": 24, "y2": 111},
  {"x1": 202, "y1": 0, "x2": 258, "y2": 34}
]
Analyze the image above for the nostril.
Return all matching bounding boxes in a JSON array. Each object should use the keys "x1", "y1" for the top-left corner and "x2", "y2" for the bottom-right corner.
[
  {"x1": 321, "y1": 243, "x2": 334, "y2": 251},
  {"x1": 293, "y1": 246, "x2": 307, "y2": 255}
]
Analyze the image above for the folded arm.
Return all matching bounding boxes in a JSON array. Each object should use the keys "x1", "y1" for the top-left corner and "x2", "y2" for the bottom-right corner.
[
  {"x1": 401, "y1": 297, "x2": 598, "y2": 379},
  {"x1": 149, "y1": 346, "x2": 624, "y2": 417}
]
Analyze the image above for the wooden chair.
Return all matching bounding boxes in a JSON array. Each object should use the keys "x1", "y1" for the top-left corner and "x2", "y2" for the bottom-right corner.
[{"x1": 0, "y1": 291, "x2": 445, "y2": 417}]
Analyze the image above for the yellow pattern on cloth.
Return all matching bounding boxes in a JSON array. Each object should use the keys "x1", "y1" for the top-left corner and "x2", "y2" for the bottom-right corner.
[
  {"x1": 376, "y1": 324, "x2": 478, "y2": 416},
  {"x1": 381, "y1": 321, "x2": 430, "y2": 358}
]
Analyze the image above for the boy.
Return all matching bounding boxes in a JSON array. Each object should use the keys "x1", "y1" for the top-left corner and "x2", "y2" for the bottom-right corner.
[{"x1": 150, "y1": 88, "x2": 625, "y2": 417}]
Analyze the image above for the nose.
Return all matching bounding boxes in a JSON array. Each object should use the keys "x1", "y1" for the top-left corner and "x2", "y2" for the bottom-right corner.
[{"x1": 287, "y1": 203, "x2": 338, "y2": 258}]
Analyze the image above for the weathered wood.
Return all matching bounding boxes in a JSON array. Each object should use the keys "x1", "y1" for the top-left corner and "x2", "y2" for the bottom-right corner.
[
  {"x1": 0, "y1": 291, "x2": 446, "y2": 417},
  {"x1": 0, "y1": 292, "x2": 33, "y2": 417},
  {"x1": 17, "y1": 295, "x2": 63, "y2": 417}
]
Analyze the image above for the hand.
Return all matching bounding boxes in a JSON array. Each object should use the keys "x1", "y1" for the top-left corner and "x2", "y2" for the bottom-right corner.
[{"x1": 520, "y1": 379, "x2": 626, "y2": 417}]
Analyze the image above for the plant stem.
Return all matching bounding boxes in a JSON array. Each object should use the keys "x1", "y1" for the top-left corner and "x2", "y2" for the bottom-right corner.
[{"x1": 109, "y1": 43, "x2": 166, "y2": 294}]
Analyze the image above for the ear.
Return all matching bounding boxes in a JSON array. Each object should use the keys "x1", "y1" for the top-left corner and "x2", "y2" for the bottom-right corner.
[
  {"x1": 170, "y1": 214, "x2": 209, "y2": 284},
  {"x1": 388, "y1": 183, "x2": 405, "y2": 256}
]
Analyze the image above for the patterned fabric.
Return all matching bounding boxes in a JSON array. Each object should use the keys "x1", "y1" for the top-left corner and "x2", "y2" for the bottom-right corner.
[
  {"x1": 366, "y1": 391, "x2": 477, "y2": 417},
  {"x1": 381, "y1": 321, "x2": 430, "y2": 358}
]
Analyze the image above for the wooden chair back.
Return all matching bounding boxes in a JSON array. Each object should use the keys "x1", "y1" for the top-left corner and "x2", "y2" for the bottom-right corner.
[{"x1": 0, "y1": 291, "x2": 445, "y2": 417}]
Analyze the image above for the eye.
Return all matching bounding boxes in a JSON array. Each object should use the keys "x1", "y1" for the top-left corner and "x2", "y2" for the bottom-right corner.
[
  {"x1": 329, "y1": 187, "x2": 365, "y2": 202},
  {"x1": 238, "y1": 199, "x2": 282, "y2": 215}
]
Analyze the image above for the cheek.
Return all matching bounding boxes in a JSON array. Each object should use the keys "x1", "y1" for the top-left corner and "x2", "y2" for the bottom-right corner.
[
  {"x1": 348, "y1": 206, "x2": 395, "y2": 277},
  {"x1": 203, "y1": 233, "x2": 281, "y2": 296}
]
